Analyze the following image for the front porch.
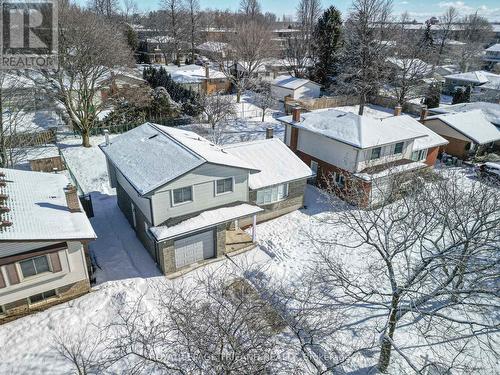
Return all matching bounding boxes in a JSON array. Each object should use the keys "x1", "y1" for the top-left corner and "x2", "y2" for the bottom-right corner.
[{"x1": 225, "y1": 228, "x2": 254, "y2": 254}]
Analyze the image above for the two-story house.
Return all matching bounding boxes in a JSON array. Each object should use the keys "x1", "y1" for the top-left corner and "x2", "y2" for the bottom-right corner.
[
  {"x1": 278, "y1": 108, "x2": 448, "y2": 207},
  {"x1": 100, "y1": 123, "x2": 311, "y2": 275},
  {"x1": 0, "y1": 169, "x2": 96, "y2": 323}
]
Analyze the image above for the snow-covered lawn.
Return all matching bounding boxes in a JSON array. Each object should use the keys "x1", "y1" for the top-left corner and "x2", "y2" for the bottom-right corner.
[{"x1": 2, "y1": 123, "x2": 498, "y2": 373}]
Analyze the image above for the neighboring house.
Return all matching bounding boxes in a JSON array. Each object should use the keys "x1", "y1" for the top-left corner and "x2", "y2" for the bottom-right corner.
[
  {"x1": 443, "y1": 71, "x2": 500, "y2": 96},
  {"x1": 166, "y1": 64, "x2": 230, "y2": 95},
  {"x1": 386, "y1": 58, "x2": 433, "y2": 79},
  {"x1": 278, "y1": 108, "x2": 448, "y2": 207},
  {"x1": 99, "y1": 70, "x2": 148, "y2": 102},
  {"x1": 195, "y1": 41, "x2": 228, "y2": 59},
  {"x1": 138, "y1": 36, "x2": 188, "y2": 64},
  {"x1": 0, "y1": 169, "x2": 96, "y2": 323},
  {"x1": 484, "y1": 44, "x2": 500, "y2": 65},
  {"x1": 271, "y1": 75, "x2": 321, "y2": 102},
  {"x1": 100, "y1": 123, "x2": 311, "y2": 275},
  {"x1": 428, "y1": 102, "x2": 500, "y2": 127},
  {"x1": 422, "y1": 109, "x2": 500, "y2": 159}
]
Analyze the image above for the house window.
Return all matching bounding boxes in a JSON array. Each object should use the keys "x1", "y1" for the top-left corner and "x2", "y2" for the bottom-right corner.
[
  {"x1": 393, "y1": 142, "x2": 404, "y2": 154},
  {"x1": 172, "y1": 186, "x2": 193, "y2": 205},
  {"x1": 216, "y1": 177, "x2": 234, "y2": 195},
  {"x1": 333, "y1": 172, "x2": 346, "y2": 189},
  {"x1": 310, "y1": 160, "x2": 318, "y2": 176},
  {"x1": 411, "y1": 150, "x2": 427, "y2": 161},
  {"x1": 370, "y1": 147, "x2": 382, "y2": 160},
  {"x1": 256, "y1": 184, "x2": 289, "y2": 205},
  {"x1": 28, "y1": 289, "x2": 56, "y2": 304},
  {"x1": 19, "y1": 256, "x2": 50, "y2": 278}
]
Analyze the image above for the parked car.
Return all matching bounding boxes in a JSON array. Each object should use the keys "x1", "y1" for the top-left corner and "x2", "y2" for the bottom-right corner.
[{"x1": 476, "y1": 162, "x2": 500, "y2": 180}]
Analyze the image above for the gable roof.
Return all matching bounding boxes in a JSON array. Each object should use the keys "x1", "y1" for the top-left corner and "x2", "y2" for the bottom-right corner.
[
  {"x1": 224, "y1": 138, "x2": 313, "y2": 190},
  {"x1": 486, "y1": 44, "x2": 500, "y2": 52},
  {"x1": 433, "y1": 110, "x2": 500, "y2": 144},
  {"x1": 394, "y1": 117, "x2": 449, "y2": 151},
  {"x1": 272, "y1": 75, "x2": 320, "y2": 90},
  {"x1": 278, "y1": 109, "x2": 427, "y2": 149},
  {"x1": 100, "y1": 123, "x2": 258, "y2": 196},
  {"x1": 0, "y1": 168, "x2": 96, "y2": 242},
  {"x1": 444, "y1": 71, "x2": 498, "y2": 84},
  {"x1": 166, "y1": 64, "x2": 226, "y2": 84},
  {"x1": 429, "y1": 102, "x2": 500, "y2": 126}
]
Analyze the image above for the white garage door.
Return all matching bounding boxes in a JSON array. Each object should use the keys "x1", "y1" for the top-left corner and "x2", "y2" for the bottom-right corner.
[{"x1": 174, "y1": 230, "x2": 215, "y2": 269}]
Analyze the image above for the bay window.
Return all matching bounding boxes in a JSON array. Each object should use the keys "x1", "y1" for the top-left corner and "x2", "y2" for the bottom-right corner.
[{"x1": 256, "y1": 184, "x2": 289, "y2": 205}]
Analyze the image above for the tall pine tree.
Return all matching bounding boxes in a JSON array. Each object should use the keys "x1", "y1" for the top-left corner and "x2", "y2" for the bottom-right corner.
[{"x1": 312, "y1": 6, "x2": 342, "y2": 86}]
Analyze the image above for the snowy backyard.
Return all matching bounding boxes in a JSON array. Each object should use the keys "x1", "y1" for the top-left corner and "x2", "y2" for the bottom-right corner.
[{"x1": 1, "y1": 110, "x2": 498, "y2": 374}]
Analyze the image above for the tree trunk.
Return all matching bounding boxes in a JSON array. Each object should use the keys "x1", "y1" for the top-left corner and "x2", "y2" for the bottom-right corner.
[
  {"x1": 262, "y1": 110, "x2": 265, "y2": 122},
  {"x1": 236, "y1": 89, "x2": 241, "y2": 104},
  {"x1": 378, "y1": 297, "x2": 399, "y2": 373},
  {"x1": 82, "y1": 131, "x2": 91, "y2": 148},
  {"x1": 358, "y1": 94, "x2": 366, "y2": 115}
]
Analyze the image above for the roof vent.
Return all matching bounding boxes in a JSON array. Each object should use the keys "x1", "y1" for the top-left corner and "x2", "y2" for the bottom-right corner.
[{"x1": 148, "y1": 134, "x2": 159, "y2": 139}]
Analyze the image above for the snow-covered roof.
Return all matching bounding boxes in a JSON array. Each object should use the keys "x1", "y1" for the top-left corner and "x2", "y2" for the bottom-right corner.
[
  {"x1": 429, "y1": 102, "x2": 500, "y2": 126},
  {"x1": 224, "y1": 138, "x2": 312, "y2": 190},
  {"x1": 486, "y1": 44, "x2": 500, "y2": 52},
  {"x1": 196, "y1": 41, "x2": 228, "y2": 52},
  {"x1": 100, "y1": 123, "x2": 258, "y2": 196},
  {"x1": 166, "y1": 64, "x2": 226, "y2": 83},
  {"x1": 146, "y1": 35, "x2": 174, "y2": 44},
  {"x1": 0, "y1": 168, "x2": 96, "y2": 242},
  {"x1": 393, "y1": 117, "x2": 448, "y2": 151},
  {"x1": 0, "y1": 73, "x2": 36, "y2": 89},
  {"x1": 2, "y1": 110, "x2": 64, "y2": 134},
  {"x1": 272, "y1": 75, "x2": 320, "y2": 90},
  {"x1": 444, "y1": 71, "x2": 498, "y2": 84},
  {"x1": 386, "y1": 58, "x2": 432, "y2": 76},
  {"x1": 150, "y1": 203, "x2": 263, "y2": 241},
  {"x1": 355, "y1": 161, "x2": 427, "y2": 181},
  {"x1": 278, "y1": 109, "x2": 428, "y2": 149},
  {"x1": 433, "y1": 110, "x2": 500, "y2": 144}
]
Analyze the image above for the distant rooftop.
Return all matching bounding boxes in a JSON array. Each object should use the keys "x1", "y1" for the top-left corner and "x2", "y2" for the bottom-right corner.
[{"x1": 429, "y1": 102, "x2": 500, "y2": 126}]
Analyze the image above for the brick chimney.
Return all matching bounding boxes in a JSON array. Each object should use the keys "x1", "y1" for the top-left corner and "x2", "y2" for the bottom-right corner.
[
  {"x1": 292, "y1": 107, "x2": 302, "y2": 122},
  {"x1": 394, "y1": 105, "x2": 402, "y2": 116},
  {"x1": 266, "y1": 127, "x2": 274, "y2": 139},
  {"x1": 64, "y1": 184, "x2": 81, "y2": 213},
  {"x1": 420, "y1": 105, "x2": 428, "y2": 122},
  {"x1": 205, "y1": 65, "x2": 210, "y2": 79}
]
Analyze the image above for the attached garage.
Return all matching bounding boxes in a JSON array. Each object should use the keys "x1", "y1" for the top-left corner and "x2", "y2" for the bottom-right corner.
[{"x1": 173, "y1": 230, "x2": 215, "y2": 269}]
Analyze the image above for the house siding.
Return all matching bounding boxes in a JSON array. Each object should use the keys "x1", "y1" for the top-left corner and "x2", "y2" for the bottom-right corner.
[
  {"x1": 115, "y1": 168, "x2": 152, "y2": 223},
  {"x1": 116, "y1": 183, "x2": 156, "y2": 259},
  {"x1": 150, "y1": 163, "x2": 249, "y2": 225},
  {"x1": 239, "y1": 179, "x2": 307, "y2": 226},
  {"x1": 0, "y1": 241, "x2": 90, "y2": 322}
]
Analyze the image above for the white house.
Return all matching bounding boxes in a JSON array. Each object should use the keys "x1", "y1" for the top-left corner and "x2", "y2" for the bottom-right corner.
[
  {"x1": 0, "y1": 169, "x2": 96, "y2": 323},
  {"x1": 484, "y1": 44, "x2": 500, "y2": 64},
  {"x1": 271, "y1": 75, "x2": 321, "y2": 102}
]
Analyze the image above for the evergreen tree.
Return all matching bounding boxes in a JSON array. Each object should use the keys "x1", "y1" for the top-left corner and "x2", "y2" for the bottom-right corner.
[
  {"x1": 423, "y1": 82, "x2": 441, "y2": 108},
  {"x1": 452, "y1": 86, "x2": 472, "y2": 104},
  {"x1": 422, "y1": 20, "x2": 434, "y2": 47},
  {"x1": 312, "y1": 6, "x2": 342, "y2": 86},
  {"x1": 124, "y1": 24, "x2": 139, "y2": 52}
]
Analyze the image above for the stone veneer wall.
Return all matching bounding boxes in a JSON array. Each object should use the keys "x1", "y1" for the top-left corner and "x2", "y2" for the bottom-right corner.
[
  {"x1": 239, "y1": 179, "x2": 307, "y2": 227},
  {"x1": 0, "y1": 279, "x2": 90, "y2": 324}
]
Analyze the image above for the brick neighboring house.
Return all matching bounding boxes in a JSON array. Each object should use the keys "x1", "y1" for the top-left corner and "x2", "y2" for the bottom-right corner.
[
  {"x1": 100, "y1": 123, "x2": 311, "y2": 276},
  {"x1": 0, "y1": 169, "x2": 96, "y2": 323},
  {"x1": 422, "y1": 109, "x2": 500, "y2": 159},
  {"x1": 278, "y1": 107, "x2": 448, "y2": 207}
]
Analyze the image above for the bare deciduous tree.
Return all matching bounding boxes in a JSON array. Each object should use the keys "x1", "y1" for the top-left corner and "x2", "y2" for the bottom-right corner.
[
  {"x1": 239, "y1": 0, "x2": 261, "y2": 20},
  {"x1": 185, "y1": 0, "x2": 201, "y2": 63},
  {"x1": 386, "y1": 13, "x2": 434, "y2": 104},
  {"x1": 40, "y1": 3, "x2": 134, "y2": 147},
  {"x1": 210, "y1": 21, "x2": 274, "y2": 103},
  {"x1": 253, "y1": 81, "x2": 276, "y2": 122},
  {"x1": 435, "y1": 6, "x2": 459, "y2": 67},
  {"x1": 200, "y1": 93, "x2": 236, "y2": 144},
  {"x1": 315, "y1": 170, "x2": 500, "y2": 373},
  {"x1": 162, "y1": 0, "x2": 185, "y2": 66}
]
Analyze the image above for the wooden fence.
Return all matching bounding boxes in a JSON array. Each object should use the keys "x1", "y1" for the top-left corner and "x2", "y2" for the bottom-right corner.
[{"x1": 29, "y1": 155, "x2": 66, "y2": 173}]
